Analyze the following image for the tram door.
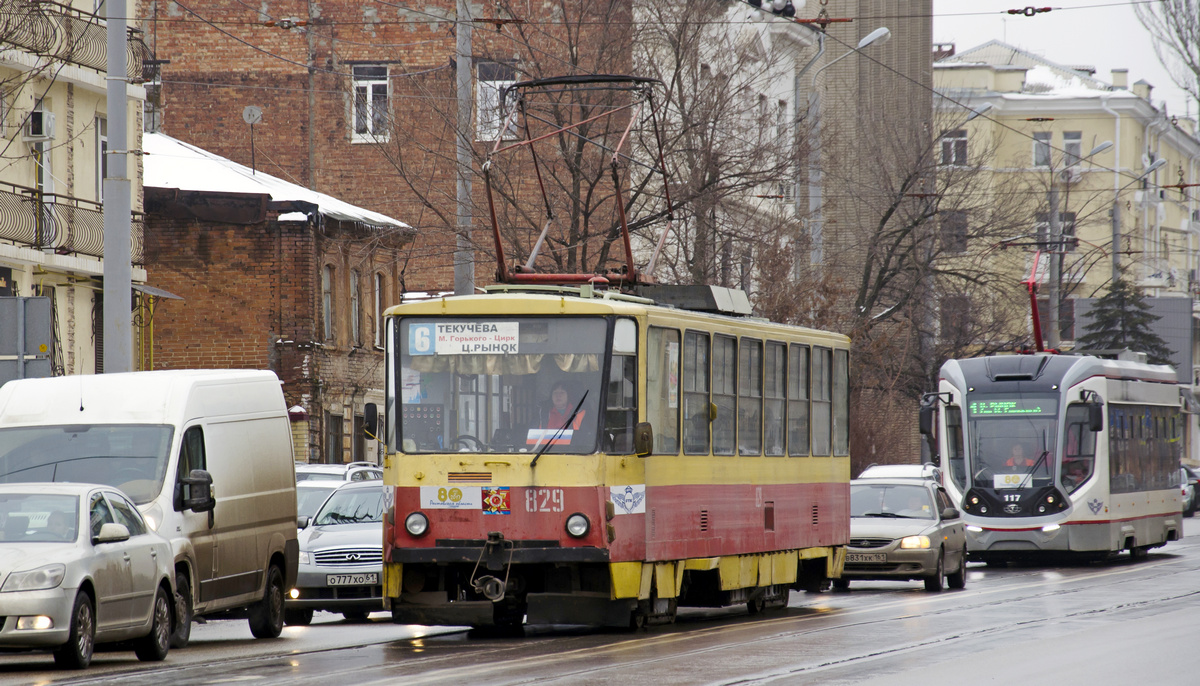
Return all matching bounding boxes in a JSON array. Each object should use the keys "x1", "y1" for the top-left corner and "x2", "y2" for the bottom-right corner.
[{"x1": 641, "y1": 325, "x2": 691, "y2": 562}]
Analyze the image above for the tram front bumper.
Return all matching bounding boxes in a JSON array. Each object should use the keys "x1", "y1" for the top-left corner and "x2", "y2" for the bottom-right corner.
[{"x1": 966, "y1": 523, "x2": 1069, "y2": 558}]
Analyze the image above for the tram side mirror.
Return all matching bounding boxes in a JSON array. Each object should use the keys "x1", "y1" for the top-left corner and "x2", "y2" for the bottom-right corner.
[
  {"x1": 1088, "y1": 403, "x2": 1103, "y2": 432},
  {"x1": 634, "y1": 422, "x2": 654, "y2": 457},
  {"x1": 364, "y1": 403, "x2": 378, "y2": 438},
  {"x1": 918, "y1": 405, "x2": 935, "y2": 436}
]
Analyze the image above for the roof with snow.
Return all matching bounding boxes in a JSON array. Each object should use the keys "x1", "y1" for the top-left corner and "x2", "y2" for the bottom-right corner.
[
  {"x1": 937, "y1": 40, "x2": 1111, "y2": 92},
  {"x1": 142, "y1": 132, "x2": 410, "y2": 232}
]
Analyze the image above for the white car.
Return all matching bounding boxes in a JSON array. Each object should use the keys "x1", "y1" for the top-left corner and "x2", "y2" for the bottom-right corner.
[
  {"x1": 295, "y1": 462, "x2": 382, "y2": 483},
  {"x1": 0, "y1": 483, "x2": 175, "y2": 669}
]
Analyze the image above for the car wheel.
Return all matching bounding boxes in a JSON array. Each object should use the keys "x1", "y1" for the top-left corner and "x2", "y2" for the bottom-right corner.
[
  {"x1": 924, "y1": 551, "x2": 944, "y2": 592},
  {"x1": 831, "y1": 579, "x2": 850, "y2": 591},
  {"x1": 134, "y1": 585, "x2": 172, "y2": 662},
  {"x1": 171, "y1": 571, "x2": 193, "y2": 649},
  {"x1": 946, "y1": 547, "x2": 967, "y2": 590},
  {"x1": 248, "y1": 565, "x2": 285, "y2": 638},
  {"x1": 53, "y1": 591, "x2": 94, "y2": 669},
  {"x1": 342, "y1": 610, "x2": 371, "y2": 622},
  {"x1": 284, "y1": 608, "x2": 314, "y2": 626}
]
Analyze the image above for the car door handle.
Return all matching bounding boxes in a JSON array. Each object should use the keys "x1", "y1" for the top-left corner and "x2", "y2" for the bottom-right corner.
[
  {"x1": 150, "y1": 550, "x2": 157, "y2": 558},
  {"x1": 123, "y1": 553, "x2": 131, "y2": 562}
]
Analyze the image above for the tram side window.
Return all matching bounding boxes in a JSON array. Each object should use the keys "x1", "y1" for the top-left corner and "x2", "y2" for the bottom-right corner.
[
  {"x1": 1109, "y1": 404, "x2": 1182, "y2": 494},
  {"x1": 1061, "y1": 404, "x2": 1097, "y2": 493},
  {"x1": 945, "y1": 406, "x2": 965, "y2": 490},
  {"x1": 683, "y1": 332, "x2": 711, "y2": 455},
  {"x1": 738, "y1": 338, "x2": 763, "y2": 455},
  {"x1": 647, "y1": 327, "x2": 680, "y2": 454},
  {"x1": 833, "y1": 349, "x2": 849, "y2": 456},
  {"x1": 787, "y1": 344, "x2": 810, "y2": 456},
  {"x1": 712, "y1": 335, "x2": 737, "y2": 456},
  {"x1": 811, "y1": 347, "x2": 832, "y2": 456},
  {"x1": 764, "y1": 342, "x2": 786, "y2": 456},
  {"x1": 605, "y1": 318, "x2": 638, "y2": 453}
]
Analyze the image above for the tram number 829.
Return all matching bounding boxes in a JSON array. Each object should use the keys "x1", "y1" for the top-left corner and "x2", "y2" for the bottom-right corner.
[{"x1": 526, "y1": 488, "x2": 564, "y2": 512}]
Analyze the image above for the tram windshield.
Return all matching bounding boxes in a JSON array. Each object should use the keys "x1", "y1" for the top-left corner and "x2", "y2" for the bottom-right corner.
[
  {"x1": 397, "y1": 317, "x2": 607, "y2": 455},
  {"x1": 965, "y1": 394, "x2": 1059, "y2": 489}
]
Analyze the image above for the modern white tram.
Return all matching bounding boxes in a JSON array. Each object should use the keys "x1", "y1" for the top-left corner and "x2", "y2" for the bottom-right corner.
[{"x1": 921, "y1": 353, "x2": 1186, "y2": 562}]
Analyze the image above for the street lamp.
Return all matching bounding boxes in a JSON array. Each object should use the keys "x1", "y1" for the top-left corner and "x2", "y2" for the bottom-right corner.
[
  {"x1": 803, "y1": 27, "x2": 890, "y2": 266},
  {"x1": 1111, "y1": 156, "x2": 1167, "y2": 284},
  {"x1": 1046, "y1": 140, "x2": 1112, "y2": 349}
]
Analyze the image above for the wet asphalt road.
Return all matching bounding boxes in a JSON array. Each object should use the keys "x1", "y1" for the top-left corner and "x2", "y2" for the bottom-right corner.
[{"x1": 5, "y1": 519, "x2": 1200, "y2": 685}]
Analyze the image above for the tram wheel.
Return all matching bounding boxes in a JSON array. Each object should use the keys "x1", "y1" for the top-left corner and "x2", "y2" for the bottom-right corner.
[
  {"x1": 747, "y1": 594, "x2": 765, "y2": 615},
  {"x1": 831, "y1": 579, "x2": 850, "y2": 591},
  {"x1": 1130, "y1": 545, "x2": 1150, "y2": 560}
]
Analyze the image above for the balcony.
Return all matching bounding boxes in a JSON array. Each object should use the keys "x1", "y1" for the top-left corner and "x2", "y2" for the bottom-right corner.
[
  {"x1": 1, "y1": 0, "x2": 151, "y2": 82},
  {"x1": 0, "y1": 182, "x2": 144, "y2": 264}
]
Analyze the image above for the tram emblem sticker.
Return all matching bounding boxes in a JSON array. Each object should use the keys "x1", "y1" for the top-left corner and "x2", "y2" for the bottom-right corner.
[
  {"x1": 1088, "y1": 498, "x2": 1104, "y2": 515},
  {"x1": 420, "y1": 486, "x2": 482, "y2": 510},
  {"x1": 610, "y1": 485, "x2": 646, "y2": 515},
  {"x1": 482, "y1": 487, "x2": 511, "y2": 515}
]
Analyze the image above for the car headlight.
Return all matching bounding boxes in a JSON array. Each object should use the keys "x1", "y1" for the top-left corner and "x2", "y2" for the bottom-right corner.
[
  {"x1": 142, "y1": 502, "x2": 164, "y2": 532},
  {"x1": 405, "y1": 512, "x2": 429, "y2": 537},
  {"x1": 565, "y1": 513, "x2": 590, "y2": 538},
  {"x1": 298, "y1": 551, "x2": 313, "y2": 565},
  {"x1": 899, "y1": 536, "x2": 931, "y2": 549},
  {"x1": 1, "y1": 564, "x2": 66, "y2": 592}
]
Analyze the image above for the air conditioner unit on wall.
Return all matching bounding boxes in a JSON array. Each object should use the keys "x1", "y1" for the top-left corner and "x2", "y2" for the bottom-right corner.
[{"x1": 22, "y1": 111, "x2": 55, "y2": 141}]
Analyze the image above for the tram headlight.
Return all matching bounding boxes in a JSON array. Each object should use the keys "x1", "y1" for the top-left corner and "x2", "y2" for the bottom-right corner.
[
  {"x1": 899, "y1": 535, "x2": 931, "y2": 549},
  {"x1": 405, "y1": 512, "x2": 429, "y2": 537},
  {"x1": 565, "y1": 513, "x2": 590, "y2": 538}
]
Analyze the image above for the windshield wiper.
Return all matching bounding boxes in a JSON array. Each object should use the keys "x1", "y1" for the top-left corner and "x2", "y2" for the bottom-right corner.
[
  {"x1": 1017, "y1": 450, "x2": 1052, "y2": 490},
  {"x1": 531, "y1": 389, "x2": 588, "y2": 468},
  {"x1": 859, "y1": 512, "x2": 915, "y2": 518}
]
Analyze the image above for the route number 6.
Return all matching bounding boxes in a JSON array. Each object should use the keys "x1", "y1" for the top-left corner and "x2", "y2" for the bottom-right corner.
[{"x1": 410, "y1": 324, "x2": 434, "y2": 355}]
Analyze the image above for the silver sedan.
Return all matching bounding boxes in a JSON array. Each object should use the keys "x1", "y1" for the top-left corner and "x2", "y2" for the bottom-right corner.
[{"x1": 0, "y1": 483, "x2": 175, "y2": 668}]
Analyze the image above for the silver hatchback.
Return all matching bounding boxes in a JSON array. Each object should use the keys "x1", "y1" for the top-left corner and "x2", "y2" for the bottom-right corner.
[
  {"x1": 0, "y1": 483, "x2": 175, "y2": 668},
  {"x1": 837, "y1": 478, "x2": 968, "y2": 592},
  {"x1": 285, "y1": 481, "x2": 384, "y2": 624}
]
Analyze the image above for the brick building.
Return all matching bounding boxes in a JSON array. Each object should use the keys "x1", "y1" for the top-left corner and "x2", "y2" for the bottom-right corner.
[{"x1": 142, "y1": 133, "x2": 414, "y2": 463}]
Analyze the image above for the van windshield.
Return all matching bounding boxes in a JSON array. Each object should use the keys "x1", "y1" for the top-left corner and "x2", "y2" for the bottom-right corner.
[{"x1": 0, "y1": 425, "x2": 174, "y2": 505}]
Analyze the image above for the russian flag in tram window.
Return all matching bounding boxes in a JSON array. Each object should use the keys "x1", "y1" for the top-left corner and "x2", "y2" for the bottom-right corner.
[{"x1": 526, "y1": 428, "x2": 573, "y2": 445}]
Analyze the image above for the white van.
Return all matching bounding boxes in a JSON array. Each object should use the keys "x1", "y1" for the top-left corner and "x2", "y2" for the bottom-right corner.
[{"x1": 0, "y1": 370, "x2": 298, "y2": 646}]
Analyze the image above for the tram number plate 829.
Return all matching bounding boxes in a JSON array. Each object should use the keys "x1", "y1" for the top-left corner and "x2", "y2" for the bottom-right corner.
[
  {"x1": 846, "y1": 553, "x2": 886, "y2": 563},
  {"x1": 526, "y1": 488, "x2": 564, "y2": 512}
]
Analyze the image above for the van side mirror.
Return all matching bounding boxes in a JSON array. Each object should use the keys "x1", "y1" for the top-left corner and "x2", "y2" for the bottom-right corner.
[
  {"x1": 1088, "y1": 403, "x2": 1103, "y2": 432},
  {"x1": 634, "y1": 422, "x2": 653, "y2": 457},
  {"x1": 364, "y1": 403, "x2": 378, "y2": 439},
  {"x1": 181, "y1": 469, "x2": 216, "y2": 513},
  {"x1": 919, "y1": 404, "x2": 935, "y2": 436},
  {"x1": 94, "y1": 522, "x2": 130, "y2": 544}
]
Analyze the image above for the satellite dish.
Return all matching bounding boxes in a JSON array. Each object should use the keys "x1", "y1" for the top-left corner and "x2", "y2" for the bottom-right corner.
[{"x1": 242, "y1": 105, "x2": 263, "y2": 125}]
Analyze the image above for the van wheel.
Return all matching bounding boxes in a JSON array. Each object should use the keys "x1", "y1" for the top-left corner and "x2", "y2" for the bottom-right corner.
[
  {"x1": 134, "y1": 585, "x2": 172, "y2": 662},
  {"x1": 249, "y1": 565, "x2": 285, "y2": 638},
  {"x1": 171, "y1": 572, "x2": 192, "y2": 648},
  {"x1": 53, "y1": 592, "x2": 94, "y2": 669}
]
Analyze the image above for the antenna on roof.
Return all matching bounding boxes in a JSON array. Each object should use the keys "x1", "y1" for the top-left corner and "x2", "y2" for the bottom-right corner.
[{"x1": 242, "y1": 106, "x2": 263, "y2": 175}]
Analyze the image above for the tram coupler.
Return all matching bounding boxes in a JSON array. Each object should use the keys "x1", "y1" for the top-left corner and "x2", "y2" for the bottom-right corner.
[
  {"x1": 473, "y1": 575, "x2": 507, "y2": 601},
  {"x1": 483, "y1": 531, "x2": 507, "y2": 571}
]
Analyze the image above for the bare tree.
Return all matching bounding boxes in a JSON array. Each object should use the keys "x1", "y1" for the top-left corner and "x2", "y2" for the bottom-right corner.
[{"x1": 1134, "y1": 1, "x2": 1200, "y2": 111}]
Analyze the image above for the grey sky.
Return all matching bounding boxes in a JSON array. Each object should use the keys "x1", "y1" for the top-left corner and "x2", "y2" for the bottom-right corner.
[{"x1": 933, "y1": 0, "x2": 1194, "y2": 119}]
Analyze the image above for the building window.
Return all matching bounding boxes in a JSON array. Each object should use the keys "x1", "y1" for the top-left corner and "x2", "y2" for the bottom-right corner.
[
  {"x1": 940, "y1": 210, "x2": 968, "y2": 253},
  {"x1": 1033, "y1": 131, "x2": 1051, "y2": 167},
  {"x1": 325, "y1": 412, "x2": 343, "y2": 464},
  {"x1": 1035, "y1": 211, "x2": 1077, "y2": 251},
  {"x1": 350, "y1": 269, "x2": 361, "y2": 346},
  {"x1": 477, "y1": 61, "x2": 517, "y2": 141},
  {"x1": 940, "y1": 129, "x2": 967, "y2": 166},
  {"x1": 1063, "y1": 131, "x2": 1082, "y2": 165},
  {"x1": 322, "y1": 265, "x2": 335, "y2": 342},
  {"x1": 352, "y1": 65, "x2": 389, "y2": 142},
  {"x1": 374, "y1": 272, "x2": 384, "y2": 348},
  {"x1": 96, "y1": 117, "x2": 107, "y2": 201},
  {"x1": 939, "y1": 293, "x2": 971, "y2": 343}
]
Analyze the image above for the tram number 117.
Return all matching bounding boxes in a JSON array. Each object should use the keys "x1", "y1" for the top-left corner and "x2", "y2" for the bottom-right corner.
[{"x1": 526, "y1": 488, "x2": 564, "y2": 512}]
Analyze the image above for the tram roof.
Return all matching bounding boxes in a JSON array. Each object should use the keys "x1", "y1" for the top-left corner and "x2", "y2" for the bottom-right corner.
[
  {"x1": 941, "y1": 353, "x2": 1178, "y2": 394},
  {"x1": 383, "y1": 289, "x2": 850, "y2": 345}
]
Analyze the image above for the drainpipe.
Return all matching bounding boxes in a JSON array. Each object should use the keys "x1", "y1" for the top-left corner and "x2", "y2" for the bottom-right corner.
[{"x1": 1100, "y1": 94, "x2": 1121, "y2": 284}]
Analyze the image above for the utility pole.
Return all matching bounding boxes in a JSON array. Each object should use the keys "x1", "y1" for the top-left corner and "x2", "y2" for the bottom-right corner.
[
  {"x1": 103, "y1": 0, "x2": 132, "y2": 372},
  {"x1": 1047, "y1": 181, "x2": 1061, "y2": 349},
  {"x1": 1111, "y1": 198, "x2": 1121, "y2": 285},
  {"x1": 454, "y1": 0, "x2": 475, "y2": 295}
]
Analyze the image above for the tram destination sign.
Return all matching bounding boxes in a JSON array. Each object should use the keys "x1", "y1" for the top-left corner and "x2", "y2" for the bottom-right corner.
[
  {"x1": 967, "y1": 398, "x2": 1057, "y2": 417},
  {"x1": 408, "y1": 322, "x2": 519, "y2": 355}
]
